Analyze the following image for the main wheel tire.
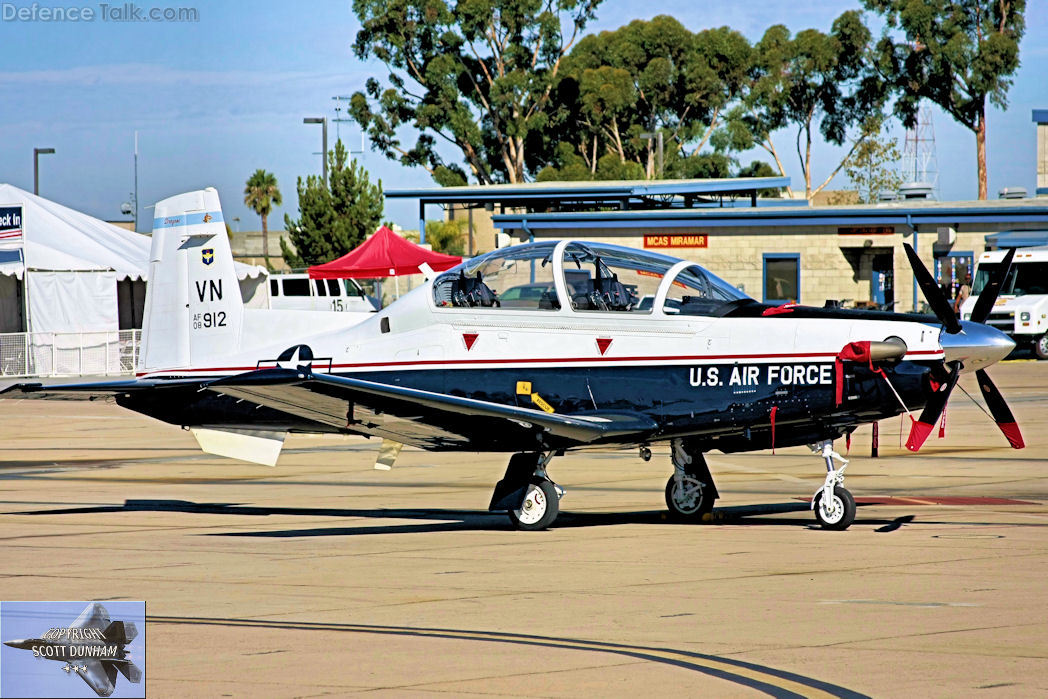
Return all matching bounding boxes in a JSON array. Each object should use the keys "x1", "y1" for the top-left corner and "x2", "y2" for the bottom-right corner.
[
  {"x1": 1035, "y1": 333, "x2": 1048, "y2": 360},
  {"x1": 665, "y1": 474, "x2": 714, "y2": 521},
  {"x1": 813, "y1": 485, "x2": 856, "y2": 530},
  {"x1": 508, "y1": 479, "x2": 559, "y2": 531}
]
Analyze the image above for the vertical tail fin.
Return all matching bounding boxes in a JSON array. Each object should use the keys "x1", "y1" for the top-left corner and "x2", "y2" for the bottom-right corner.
[
  {"x1": 140, "y1": 188, "x2": 244, "y2": 372},
  {"x1": 102, "y1": 620, "x2": 137, "y2": 645}
]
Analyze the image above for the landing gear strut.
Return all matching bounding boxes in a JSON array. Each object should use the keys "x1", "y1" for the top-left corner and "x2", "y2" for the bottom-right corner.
[
  {"x1": 665, "y1": 438, "x2": 719, "y2": 521},
  {"x1": 809, "y1": 441, "x2": 856, "y2": 530},
  {"x1": 489, "y1": 452, "x2": 564, "y2": 531}
]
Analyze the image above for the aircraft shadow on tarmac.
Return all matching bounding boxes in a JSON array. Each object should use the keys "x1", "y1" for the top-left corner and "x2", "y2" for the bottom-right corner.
[{"x1": 15, "y1": 499, "x2": 917, "y2": 536}]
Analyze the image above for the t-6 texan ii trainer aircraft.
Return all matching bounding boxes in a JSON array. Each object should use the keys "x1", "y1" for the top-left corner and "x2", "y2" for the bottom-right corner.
[{"x1": 3, "y1": 189, "x2": 1023, "y2": 531}]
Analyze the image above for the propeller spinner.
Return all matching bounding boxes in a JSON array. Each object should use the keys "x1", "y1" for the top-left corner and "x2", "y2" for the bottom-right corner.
[{"x1": 902, "y1": 244, "x2": 1023, "y2": 451}]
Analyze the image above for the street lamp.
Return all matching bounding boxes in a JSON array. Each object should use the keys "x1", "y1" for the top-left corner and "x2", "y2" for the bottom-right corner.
[
  {"x1": 33, "y1": 147, "x2": 55, "y2": 195},
  {"x1": 303, "y1": 117, "x2": 328, "y2": 186}
]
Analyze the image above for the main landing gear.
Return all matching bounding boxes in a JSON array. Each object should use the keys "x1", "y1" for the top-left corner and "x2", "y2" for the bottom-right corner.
[
  {"x1": 665, "y1": 438, "x2": 719, "y2": 521},
  {"x1": 489, "y1": 452, "x2": 565, "y2": 531},
  {"x1": 809, "y1": 440, "x2": 856, "y2": 530}
]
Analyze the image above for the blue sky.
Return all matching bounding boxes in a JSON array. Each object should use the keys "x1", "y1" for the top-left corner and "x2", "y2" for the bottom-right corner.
[
  {"x1": 0, "y1": 0, "x2": 1044, "y2": 233},
  {"x1": 0, "y1": 600, "x2": 145, "y2": 698}
]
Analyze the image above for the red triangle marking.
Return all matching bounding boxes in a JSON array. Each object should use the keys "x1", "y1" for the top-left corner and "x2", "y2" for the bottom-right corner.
[
  {"x1": 596, "y1": 337, "x2": 613, "y2": 355},
  {"x1": 463, "y1": 333, "x2": 479, "y2": 351}
]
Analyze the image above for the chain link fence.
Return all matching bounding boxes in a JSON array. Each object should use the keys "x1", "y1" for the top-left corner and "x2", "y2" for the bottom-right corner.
[{"x1": 0, "y1": 330, "x2": 141, "y2": 378}]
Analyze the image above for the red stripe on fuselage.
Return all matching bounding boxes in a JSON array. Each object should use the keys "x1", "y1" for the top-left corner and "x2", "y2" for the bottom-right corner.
[{"x1": 136, "y1": 349, "x2": 944, "y2": 378}]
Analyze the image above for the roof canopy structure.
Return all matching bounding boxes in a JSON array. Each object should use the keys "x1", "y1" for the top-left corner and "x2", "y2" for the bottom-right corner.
[
  {"x1": 386, "y1": 177, "x2": 792, "y2": 210},
  {"x1": 0, "y1": 183, "x2": 151, "y2": 280},
  {"x1": 386, "y1": 177, "x2": 797, "y2": 244},
  {"x1": 308, "y1": 225, "x2": 462, "y2": 279},
  {"x1": 491, "y1": 198, "x2": 1048, "y2": 231},
  {"x1": 0, "y1": 183, "x2": 265, "y2": 280}
]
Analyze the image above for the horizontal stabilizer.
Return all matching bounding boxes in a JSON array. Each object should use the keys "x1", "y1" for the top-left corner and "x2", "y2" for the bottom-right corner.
[
  {"x1": 191, "y1": 427, "x2": 285, "y2": 466},
  {"x1": 111, "y1": 659, "x2": 142, "y2": 683}
]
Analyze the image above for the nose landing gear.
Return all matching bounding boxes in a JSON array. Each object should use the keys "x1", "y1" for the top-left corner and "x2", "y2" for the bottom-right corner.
[{"x1": 809, "y1": 441, "x2": 856, "y2": 530}]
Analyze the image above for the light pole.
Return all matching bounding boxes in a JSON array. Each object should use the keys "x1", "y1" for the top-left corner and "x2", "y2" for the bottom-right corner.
[
  {"x1": 33, "y1": 147, "x2": 55, "y2": 195},
  {"x1": 303, "y1": 117, "x2": 328, "y2": 186}
]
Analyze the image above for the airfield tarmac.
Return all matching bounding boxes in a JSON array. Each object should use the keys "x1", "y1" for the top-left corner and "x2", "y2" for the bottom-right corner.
[{"x1": 1, "y1": 361, "x2": 1047, "y2": 697}]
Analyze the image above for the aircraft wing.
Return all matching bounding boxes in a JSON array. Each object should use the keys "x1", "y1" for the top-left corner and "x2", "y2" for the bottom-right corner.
[
  {"x1": 77, "y1": 659, "x2": 118, "y2": 697},
  {"x1": 70, "y1": 603, "x2": 111, "y2": 630},
  {"x1": 205, "y1": 368, "x2": 657, "y2": 450}
]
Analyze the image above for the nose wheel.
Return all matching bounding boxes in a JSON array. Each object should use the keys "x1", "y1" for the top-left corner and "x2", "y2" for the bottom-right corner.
[
  {"x1": 813, "y1": 485, "x2": 856, "y2": 530},
  {"x1": 809, "y1": 441, "x2": 856, "y2": 530}
]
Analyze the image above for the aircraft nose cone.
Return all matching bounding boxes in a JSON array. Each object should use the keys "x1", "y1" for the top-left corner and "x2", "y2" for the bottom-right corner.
[
  {"x1": 4, "y1": 639, "x2": 30, "y2": 649},
  {"x1": 941, "y1": 321, "x2": 1015, "y2": 371}
]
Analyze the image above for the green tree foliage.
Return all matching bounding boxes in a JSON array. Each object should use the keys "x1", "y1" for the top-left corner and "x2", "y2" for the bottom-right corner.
[
  {"x1": 348, "y1": 0, "x2": 602, "y2": 184},
  {"x1": 424, "y1": 219, "x2": 467, "y2": 256},
  {"x1": 282, "y1": 141, "x2": 384, "y2": 268},
  {"x1": 863, "y1": 0, "x2": 1026, "y2": 199},
  {"x1": 734, "y1": 12, "x2": 888, "y2": 200},
  {"x1": 736, "y1": 160, "x2": 783, "y2": 198},
  {"x1": 243, "y1": 169, "x2": 281, "y2": 267},
  {"x1": 544, "y1": 17, "x2": 752, "y2": 178},
  {"x1": 844, "y1": 119, "x2": 903, "y2": 203}
]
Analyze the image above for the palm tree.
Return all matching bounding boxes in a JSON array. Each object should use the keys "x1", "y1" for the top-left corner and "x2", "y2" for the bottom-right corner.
[{"x1": 244, "y1": 169, "x2": 282, "y2": 266}]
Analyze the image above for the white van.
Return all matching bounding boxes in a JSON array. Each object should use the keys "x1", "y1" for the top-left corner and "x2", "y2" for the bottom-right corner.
[
  {"x1": 960, "y1": 245, "x2": 1048, "y2": 359},
  {"x1": 269, "y1": 274, "x2": 378, "y2": 313}
]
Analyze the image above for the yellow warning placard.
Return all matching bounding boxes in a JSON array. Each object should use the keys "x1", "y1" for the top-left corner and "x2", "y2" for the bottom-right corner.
[{"x1": 530, "y1": 393, "x2": 555, "y2": 413}]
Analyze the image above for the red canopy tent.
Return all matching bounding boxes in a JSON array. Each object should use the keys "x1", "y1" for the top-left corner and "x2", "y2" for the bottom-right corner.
[{"x1": 308, "y1": 225, "x2": 462, "y2": 279}]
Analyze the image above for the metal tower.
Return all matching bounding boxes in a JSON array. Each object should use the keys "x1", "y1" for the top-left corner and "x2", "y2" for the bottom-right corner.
[
  {"x1": 332, "y1": 95, "x2": 365, "y2": 155},
  {"x1": 901, "y1": 102, "x2": 938, "y2": 194}
]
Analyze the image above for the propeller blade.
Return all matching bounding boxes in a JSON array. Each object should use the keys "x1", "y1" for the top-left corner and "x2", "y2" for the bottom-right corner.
[
  {"x1": 905, "y1": 364, "x2": 959, "y2": 452},
  {"x1": 970, "y1": 247, "x2": 1016, "y2": 324},
  {"x1": 903, "y1": 243, "x2": 962, "y2": 334},
  {"x1": 975, "y1": 369, "x2": 1025, "y2": 449}
]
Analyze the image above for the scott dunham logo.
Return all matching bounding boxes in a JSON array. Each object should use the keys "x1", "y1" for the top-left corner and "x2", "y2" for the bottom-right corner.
[{"x1": 1, "y1": 601, "x2": 145, "y2": 697}]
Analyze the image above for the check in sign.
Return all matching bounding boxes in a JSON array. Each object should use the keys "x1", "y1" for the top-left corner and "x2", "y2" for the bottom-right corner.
[
  {"x1": 644, "y1": 234, "x2": 707, "y2": 249},
  {"x1": 0, "y1": 206, "x2": 23, "y2": 243}
]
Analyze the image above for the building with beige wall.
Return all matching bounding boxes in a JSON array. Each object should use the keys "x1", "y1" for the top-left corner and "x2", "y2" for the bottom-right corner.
[{"x1": 1036, "y1": 109, "x2": 1048, "y2": 198}]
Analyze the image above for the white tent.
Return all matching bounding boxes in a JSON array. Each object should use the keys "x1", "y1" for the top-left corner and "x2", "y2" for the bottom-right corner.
[{"x1": 0, "y1": 183, "x2": 266, "y2": 336}]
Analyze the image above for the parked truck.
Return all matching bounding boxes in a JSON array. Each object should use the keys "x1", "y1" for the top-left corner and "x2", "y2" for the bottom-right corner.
[{"x1": 960, "y1": 246, "x2": 1048, "y2": 359}]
